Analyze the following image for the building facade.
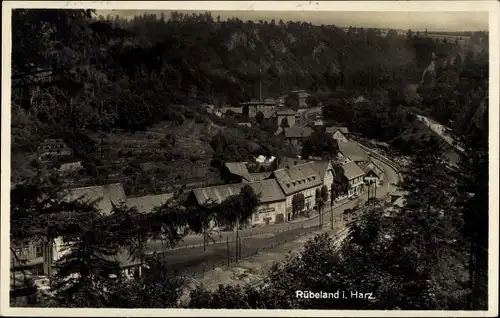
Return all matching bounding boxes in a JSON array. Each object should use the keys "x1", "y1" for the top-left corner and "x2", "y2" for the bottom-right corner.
[
  {"x1": 359, "y1": 160, "x2": 385, "y2": 187},
  {"x1": 272, "y1": 162, "x2": 323, "y2": 220},
  {"x1": 341, "y1": 161, "x2": 366, "y2": 198},
  {"x1": 241, "y1": 100, "x2": 277, "y2": 118},
  {"x1": 186, "y1": 179, "x2": 287, "y2": 227}
]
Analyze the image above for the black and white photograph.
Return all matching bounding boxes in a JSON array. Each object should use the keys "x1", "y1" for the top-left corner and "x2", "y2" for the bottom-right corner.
[{"x1": 2, "y1": 1, "x2": 498, "y2": 316}]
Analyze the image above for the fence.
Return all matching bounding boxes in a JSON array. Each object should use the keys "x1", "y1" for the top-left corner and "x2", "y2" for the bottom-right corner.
[{"x1": 171, "y1": 224, "x2": 324, "y2": 279}]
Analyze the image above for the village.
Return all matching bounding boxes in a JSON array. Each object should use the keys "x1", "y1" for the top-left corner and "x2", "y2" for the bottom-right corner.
[{"x1": 11, "y1": 87, "x2": 408, "y2": 294}]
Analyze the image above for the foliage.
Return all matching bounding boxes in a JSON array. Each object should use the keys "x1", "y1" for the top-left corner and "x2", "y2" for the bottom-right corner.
[
  {"x1": 291, "y1": 193, "x2": 305, "y2": 216},
  {"x1": 301, "y1": 129, "x2": 339, "y2": 159},
  {"x1": 285, "y1": 93, "x2": 299, "y2": 110}
]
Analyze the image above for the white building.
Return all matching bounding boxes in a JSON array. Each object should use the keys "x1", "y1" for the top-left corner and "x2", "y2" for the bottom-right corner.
[
  {"x1": 187, "y1": 179, "x2": 287, "y2": 226},
  {"x1": 272, "y1": 162, "x2": 323, "y2": 220},
  {"x1": 341, "y1": 161, "x2": 366, "y2": 198}
]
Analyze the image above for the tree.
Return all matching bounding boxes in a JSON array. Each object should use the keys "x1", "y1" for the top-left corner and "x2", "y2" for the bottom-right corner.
[
  {"x1": 255, "y1": 111, "x2": 264, "y2": 124},
  {"x1": 315, "y1": 185, "x2": 329, "y2": 227},
  {"x1": 301, "y1": 130, "x2": 339, "y2": 160},
  {"x1": 280, "y1": 117, "x2": 289, "y2": 128},
  {"x1": 285, "y1": 93, "x2": 299, "y2": 111},
  {"x1": 217, "y1": 185, "x2": 260, "y2": 260},
  {"x1": 291, "y1": 193, "x2": 305, "y2": 218},
  {"x1": 306, "y1": 95, "x2": 319, "y2": 107},
  {"x1": 455, "y1": 124, "x2": 488, "y2": 309}
]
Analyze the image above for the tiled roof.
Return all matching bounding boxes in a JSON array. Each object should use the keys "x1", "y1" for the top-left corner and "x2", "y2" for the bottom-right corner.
[
  {"x1": 125, "y1": 193, "x2": 175, "y2": 213},
  {"x1": 326, "y1": 126, "x2": 349, "y2": 134},
  {"x1": 276, "y1": 109, "x2": 297, "y2": 116},
  {"x1": 224, "y1": 162, "x2": 253, "y2": 182},
  {"x1": 341, "y1": 161, "x2": 365, "y2": 180},
  {"x1": 284, "y1": 126, "x2": 314, "y2": 138},
  {"x1": 276, "y1": 157, "x2": 310, "y2": 170},
  {"x1": 311, "y1": 160, "x2": 333, "y2": 179},
  {"x1": 359, "y1": 160, "x2": 384, "y2": 178},
  {"x1": 192, "y1": 179, "x2": 285, "y2": 205},
  {"x1": 249, "y1": 171, "x2": 273, "y2": 181},
  {"x1": 273, "y1": 162, "x2": 323, "y2": 195},
  {"x1": 64, "y1": 183, "x2": 126, "y2": 215},
  {"x1": 338, "y1": 142, "x2": 369, "y2": 162}
]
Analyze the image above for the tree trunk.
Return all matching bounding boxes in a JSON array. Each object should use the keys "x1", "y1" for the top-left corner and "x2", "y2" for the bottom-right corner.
[{"x1": 236, "y1": 219, "x2": 239, "y2": 262}]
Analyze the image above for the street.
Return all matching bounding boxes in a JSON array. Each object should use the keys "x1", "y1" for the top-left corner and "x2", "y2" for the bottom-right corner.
[{"x1": 147, "y1": 223, "x2": 318, "y2": 276}]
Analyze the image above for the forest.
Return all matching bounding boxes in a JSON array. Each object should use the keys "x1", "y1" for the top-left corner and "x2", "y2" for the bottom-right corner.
[{"x1": 9, "y1": 9, "x2": 489, "y2": 310}]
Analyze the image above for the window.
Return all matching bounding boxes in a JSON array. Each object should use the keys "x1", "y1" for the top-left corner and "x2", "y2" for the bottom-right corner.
[{"x1": 36, "y1": 245, "x2": 43, "y2": 257}]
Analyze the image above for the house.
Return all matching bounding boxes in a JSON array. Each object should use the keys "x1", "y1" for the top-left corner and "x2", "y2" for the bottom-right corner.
[
  {"x1": 10, "y1": 240, "x2": 52, "y2": 277},
  {"x1": 222, "y1": 162, "x2": 253, "y2": 183},
  {"x1": 241, "y1": 100, "x2": 277, "y2": 118},
  {"x1": 63, "y1": 183, "x2": 127, "y2": 215},
  {"x1": 311, "y1": 161, "x2": 336, "y2": 200},
  {"x1": 185, "y1": 179, "x2": 287, "y2": 226},
  {"x1": 284, "y1": 126, "x2": 314, "y2": 147},
  {"x1": 125, "y1": 193, "x2": 175, "y2": 213},
  {"x1": 359, "y1": 160, "x2": 385, "y2": 186},
  {"x1": 275, "y1": 109, "x2": 297, "y2": 128},
  {"x1": 272, "y1": 162, "x2": 323, "y2": 221},
  {"x1": 220, "y1": 107, "x2": 244, "y2": 117},
  {"x1": 340, "y1": 161, "x2": 366, "y2": 198},
  {"x1": 56, "y1": 161, "x2": 83, "y2": 175},
  {"x1": 387, "y1": 190, "x2": 408, "y2": 209},
  {"x1": 326, "y1": 126, "x2": 349, "y2": 143},
  {"x1": 337, "y1": 141, "x2": 370, "y2": 163},
  {"x1": 12, "y1": 183, "x2": 142, "y2": 284},
  {"x1": 291, "y1": 90, "x2": 311, "y2": 108}
]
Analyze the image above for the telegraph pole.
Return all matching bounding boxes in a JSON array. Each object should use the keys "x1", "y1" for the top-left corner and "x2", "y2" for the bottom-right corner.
[{"x1": 259, "y1": 67, "x2": 263, "y2": 101}]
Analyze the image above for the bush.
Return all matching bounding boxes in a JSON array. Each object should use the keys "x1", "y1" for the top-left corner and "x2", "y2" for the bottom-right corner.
[{"x1": 189, "y1": 155, "x2": 201, "y2": 163}]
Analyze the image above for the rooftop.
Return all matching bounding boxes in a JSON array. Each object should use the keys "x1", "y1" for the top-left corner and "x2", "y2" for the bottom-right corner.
[
  {"x1": 273, "y1": 162, "x2": 323, "y2": 195},
  {"x1": 341, "y1": 161, "x2": 365, "y2": 180},
  {"x1": 276, "y1": 109, "x2": 297, "y2": 116},
  {"x1": 224, "y1": 162, "x2": 253, "y2": 182},
  {"x1": 191, "y1": 179, "x2": 286, "y2": 205},
  {"x1": 338, "y1": 142, "x2": 369, "y2": 162},
  {"x1": 359, "y1": 160, "x2": 384, "y2": 178},
  {"x1": 125, "y1": 193, "x2": 175, "y2": 213},
  {"x1": 63, "y1": 183, "x2": 126, "y2": 215},
  {"x1": 326, "y1": 126, "x2": 349, "y2": 134},
  {"x1": 284, "y1": 126, "x2": 314, "y2": 139}
]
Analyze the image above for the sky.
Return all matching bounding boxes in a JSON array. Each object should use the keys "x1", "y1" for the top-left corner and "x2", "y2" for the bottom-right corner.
[{"x1": 96, "y1": 10, "x2": 488, "y2": 32}]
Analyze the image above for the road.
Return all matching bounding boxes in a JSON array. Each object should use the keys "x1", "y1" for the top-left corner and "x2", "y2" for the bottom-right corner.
[
  {"x1": 148, "y1": 224, "x2": 318, "y2": 276},
  {"x1": 416, "y1": 114, "x2": 464, "y2": 154},
  {"x1": 301, "y1": 106, "x2": 322, "y2": 125}
]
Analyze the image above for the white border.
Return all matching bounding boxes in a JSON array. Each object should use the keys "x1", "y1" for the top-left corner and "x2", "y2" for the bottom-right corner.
[{"x1": 1, "y1": 1, "x2": 499, "y2": 317}]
